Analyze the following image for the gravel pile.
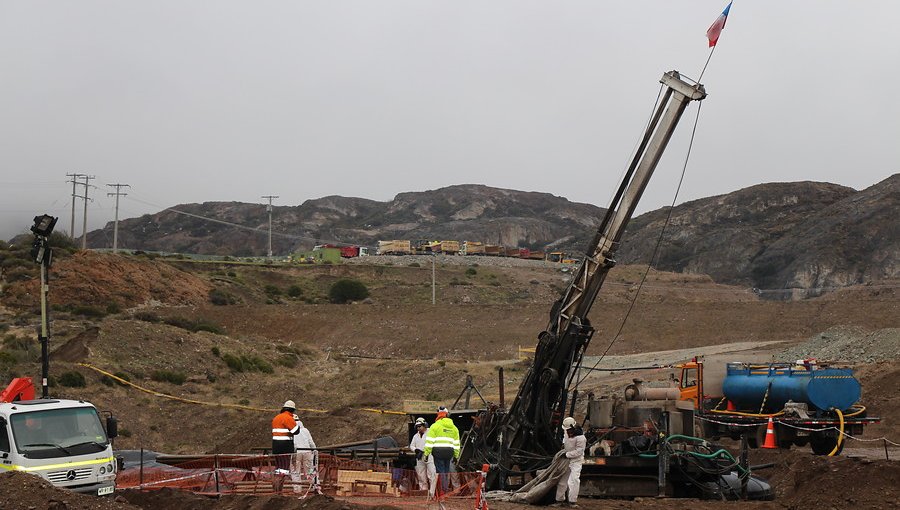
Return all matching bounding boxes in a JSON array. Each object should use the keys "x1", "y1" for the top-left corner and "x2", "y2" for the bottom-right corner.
[{"x1": 778, "y1": 326, "x2": 900, "y2": 364}]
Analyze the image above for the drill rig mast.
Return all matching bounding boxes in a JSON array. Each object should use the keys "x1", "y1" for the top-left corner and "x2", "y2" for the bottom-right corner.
[{"x1": 458, "y1": 70, "x2": 707, "y2": 487}]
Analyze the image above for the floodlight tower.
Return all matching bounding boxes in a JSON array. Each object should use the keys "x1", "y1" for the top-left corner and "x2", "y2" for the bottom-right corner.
[{"x1": 30, "y1": 214, "x2": 58, "y2": 398}]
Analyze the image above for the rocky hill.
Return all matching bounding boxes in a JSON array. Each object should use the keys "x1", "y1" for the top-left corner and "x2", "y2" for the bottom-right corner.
[
  {"x1": 87, "y1": 184, "x2": 604, "y2": 257},
  {"x1": 85, "y1": 176, "x2": 899, "y2": 292},
  {"x1": 618, "y1": 175, "x2": 899, "y2": 293}
]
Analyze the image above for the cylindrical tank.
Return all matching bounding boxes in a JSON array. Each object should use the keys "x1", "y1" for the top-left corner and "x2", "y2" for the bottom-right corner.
[
  {"x1": 624, "y1": 378, "x2": 681, "y2": 401},
  {"x1": 587, "y1": 399, "x2": 614, "y2": 428},
  {"x1": 722, "y1": 363, "x2": 860, "y2": 412}
]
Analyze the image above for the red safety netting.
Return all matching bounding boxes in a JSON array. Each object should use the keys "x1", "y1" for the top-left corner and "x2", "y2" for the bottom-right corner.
[{"x1": 117, "y1": 453, "x2": 490, "y2": 508}]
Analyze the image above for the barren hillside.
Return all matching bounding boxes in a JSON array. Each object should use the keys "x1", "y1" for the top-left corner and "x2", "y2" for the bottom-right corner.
[{"x1": 0, "y1": 251, "x2": 897, "y2": 456}]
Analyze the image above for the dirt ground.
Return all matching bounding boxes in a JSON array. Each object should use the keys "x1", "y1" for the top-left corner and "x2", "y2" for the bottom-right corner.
[{"x1": 0, "y1": 253, "x2": 898, "y2": 508}]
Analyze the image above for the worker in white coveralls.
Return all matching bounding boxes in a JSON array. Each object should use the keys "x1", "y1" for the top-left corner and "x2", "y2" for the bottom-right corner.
[
  {"x1": 291, "y1": 414, "x2": 317, "y2": 480},
  {"x1": 408, "y1": 417, "x2": 437, "y2": 495},
  {"x1": 555, "y1": 416, "x2": 586, "y2": 507}
]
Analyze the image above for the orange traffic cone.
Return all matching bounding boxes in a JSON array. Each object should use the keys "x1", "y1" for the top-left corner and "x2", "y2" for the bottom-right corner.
[
  {"x1": 726, "y1": 400, "x2": 736, "y2": 411},
  {"x1": 762, "y1": 417, "x2": 777, "y2": 449}
]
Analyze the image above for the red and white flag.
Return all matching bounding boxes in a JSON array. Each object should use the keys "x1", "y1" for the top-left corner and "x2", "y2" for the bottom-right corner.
[{"x1": 706, "y1": 1, "x2": 733, "y2": 47}]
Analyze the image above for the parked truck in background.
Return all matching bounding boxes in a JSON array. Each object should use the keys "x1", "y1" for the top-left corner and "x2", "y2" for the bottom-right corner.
[
  {"x1": 0, "y1": 377, "x2": 119, "y2": 495},
  {"x1": 376, "y1": 240, "x2": 412, "y2": 255},
  {"x1": 677, "y1": 358, "x2": 878, "y2": 455}
]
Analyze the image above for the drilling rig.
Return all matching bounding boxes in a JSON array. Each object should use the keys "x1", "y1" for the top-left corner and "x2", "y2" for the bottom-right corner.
[{"x1": 457, "y1": 71, "x2": 770, "y2": 499}]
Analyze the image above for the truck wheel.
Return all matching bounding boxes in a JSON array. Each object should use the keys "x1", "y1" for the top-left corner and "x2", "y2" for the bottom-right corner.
[
  {"x1": 750, "y1": 424, "x2": 767, "y2": 449},
  {"x1": 809, "y1": 433, "x2": 844, "y2": 456}
]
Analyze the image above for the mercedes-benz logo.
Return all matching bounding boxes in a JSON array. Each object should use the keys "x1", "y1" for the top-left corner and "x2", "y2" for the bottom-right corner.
[{"x1": 66, "y1": 470, "x2": 76, "y2": 481}]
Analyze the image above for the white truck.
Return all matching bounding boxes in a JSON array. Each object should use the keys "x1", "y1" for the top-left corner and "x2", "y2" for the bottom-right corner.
[{"x1": 0, "y1": 377, "x2": 118, "y2": 495}]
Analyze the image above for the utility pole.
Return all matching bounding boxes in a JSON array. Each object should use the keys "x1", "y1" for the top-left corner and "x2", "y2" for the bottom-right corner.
[
  {"x1": 66, "y1": 173, "x2": 86, "y2": 239},
  {"x1": 106, "y1": 183, "x2": 130, "y2": 253},
  {"x1": 262, "y1": 195, "x2": 278, "y2": 258},
  {"x1": 79, "y1": 175, "x2": 95, "y2": 250}
]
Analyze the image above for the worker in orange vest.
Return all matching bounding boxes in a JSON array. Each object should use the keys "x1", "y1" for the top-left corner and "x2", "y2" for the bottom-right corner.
[{"x1": 272, "y1": 400, "x2": 300, "y2": 472}]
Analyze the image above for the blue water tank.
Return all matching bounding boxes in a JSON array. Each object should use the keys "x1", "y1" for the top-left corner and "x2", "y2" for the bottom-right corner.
[{"x1": 722, "y1": 363, "x2": 860, "y2": 412}]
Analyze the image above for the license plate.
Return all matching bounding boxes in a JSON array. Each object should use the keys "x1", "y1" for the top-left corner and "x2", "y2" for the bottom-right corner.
[{"x1": 98, "y1": 486, "x2": 114, "y2": 496}]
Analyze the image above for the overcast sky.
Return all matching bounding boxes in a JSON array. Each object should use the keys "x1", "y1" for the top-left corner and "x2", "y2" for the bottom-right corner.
[{"x1": 1, "y1": 1, "x2": 898, "y2": 241}]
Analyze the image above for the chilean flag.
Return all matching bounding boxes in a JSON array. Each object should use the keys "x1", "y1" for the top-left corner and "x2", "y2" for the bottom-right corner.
[{"x1": 706, "y1": 1, "x2": 733, "y2": 47}]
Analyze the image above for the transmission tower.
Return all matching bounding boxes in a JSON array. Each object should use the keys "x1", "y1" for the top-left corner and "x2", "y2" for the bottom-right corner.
[
  {"x1": 66, "y1": 173, "x2": 86, "y2": 239},
  {"x1": 262, "y1": 195, "x2": 279, "y2": 258},
  {"x1": 106, "y1": 183, "x2": 130, "y2": 253}
]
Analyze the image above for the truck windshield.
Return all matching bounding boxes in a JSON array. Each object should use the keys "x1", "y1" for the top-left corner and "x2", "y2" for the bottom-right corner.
[{"x1": 10, "y1": 407, "x2": 109, "y2": 459}]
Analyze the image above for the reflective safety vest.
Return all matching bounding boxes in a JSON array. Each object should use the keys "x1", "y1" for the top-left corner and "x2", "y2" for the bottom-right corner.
[
  {"x1": 424, "y1": 417, "x2": 460, "y2": 458},
  {"x1": 272, "y1": 411, "x2": 299, "y2": 441}
]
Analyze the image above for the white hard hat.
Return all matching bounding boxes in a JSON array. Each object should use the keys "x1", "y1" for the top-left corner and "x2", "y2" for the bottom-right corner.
[
  {"x1": 561, "y1": 417, "x2": 577, "y2": 430},
  {"x1": 415, "y1": 417, "x2": 427, "y2": 425},
  {"x1": 283, "y1": 400, "x2": 296, "y2": 409}
]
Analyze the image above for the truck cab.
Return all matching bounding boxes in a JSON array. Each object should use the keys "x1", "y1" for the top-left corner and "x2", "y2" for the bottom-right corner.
[
  {"x1": 0, "y1": 398, "x2": 117, "y2": 495},
  {"x1": 677, "y1": 359, "x2": 704, "y2": 407}
]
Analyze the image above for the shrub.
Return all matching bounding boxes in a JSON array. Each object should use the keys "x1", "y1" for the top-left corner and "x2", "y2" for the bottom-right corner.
[
  {"x1": 328, "y1": 279, "x2": 370, "y2": 304},
  {"x1": 287, "y1": 285, "x2": 304, "y2": 298},
  {"x1": 119, "y1": 428, "x2": 133, "y2": 438},
  {"x1": 211, "y1": 346, "x2": 221, "y2": 357},
  {"x1": 0, "y1": 351, "x2": 17, "y2": 364},
  {"x1": 276, "y1": 354, "x2": 298, "y2": 368},
  {"x1": 72, "y1": 305, "x2": 106, "y2": 319},
  {"x1": 223, "y1": 353, "x2": 244, "y2": 372},
  {"x1": 209, "y1": 288, "x2": 237, "y2": 306},
  {"x1": 242, "y1": 355, "x2": 274, "y2": 374},
  {"x1": 465, "y1": 267, "x2": 477, "y2": 276},
  {"x1": 222, "y1": 352, "x2": 273, "y2": 373},
  {"x1": 275, "y1": 344, "x2": 316, "y2": 359},
  {"x1": 238, "y1": 398, "x2": 250, "y2": 406},
  {"x1": 134, "y1": 311, "x2": 161, "y2": 323},
  {"x1": 100, "y1": 372, "x2": 130, "y2": 387},
  {"x1": 264, "y1": 285, "x2": 283, "y2": 296},
  {"x1": 163, "y1": 316, "x2": 224, "y2": 335},
  {"x1": 105, "y1": 302, "x2": 122, "y2": 315},
  {"x1": 193, "y1": 321, "x2": 224, "y2": 335},
  {"x1": 227, "y1": 271, "x2": 237, "y2": 277},
  {"x1": 4, "y1": 267, "x2": 34, "y2": 283},
  {"x1": 151, "y1": 370, "x2": 186, "y2": 385},
  {"x1": 408, "y1": 262, "x2": 420, "y2": 268},
  {"x1": 58, "y1": 371, "x2": 86, "y2": 387}
]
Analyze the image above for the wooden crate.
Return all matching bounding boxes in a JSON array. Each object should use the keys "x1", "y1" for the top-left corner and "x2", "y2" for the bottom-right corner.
[{"x1": 336, "y1": 469, "x2": 398, "y2": 497}]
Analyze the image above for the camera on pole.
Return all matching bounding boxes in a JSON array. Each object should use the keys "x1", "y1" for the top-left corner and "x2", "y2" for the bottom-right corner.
[{"x1": 30, "y1": 214, "x2": 57, "y2": 265}]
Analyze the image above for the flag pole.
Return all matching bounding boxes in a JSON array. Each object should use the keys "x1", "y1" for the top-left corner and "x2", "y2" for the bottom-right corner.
[{"x1": 698, "y1": 45, "x2": 717, "y2": 83}]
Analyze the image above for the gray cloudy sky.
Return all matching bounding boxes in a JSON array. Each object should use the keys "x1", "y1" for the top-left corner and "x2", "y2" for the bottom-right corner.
[{"x1": 1, "y1": 1, "x2": 898, "y2": 241}]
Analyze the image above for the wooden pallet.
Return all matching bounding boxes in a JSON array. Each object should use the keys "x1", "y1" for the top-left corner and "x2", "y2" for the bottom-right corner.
[{"x1": 233, "y1": 480, "x2": 275, "y2": 495}]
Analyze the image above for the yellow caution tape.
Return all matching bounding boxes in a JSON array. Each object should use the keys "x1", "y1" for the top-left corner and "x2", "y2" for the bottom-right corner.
[
  {"x1": 78, "y1": 363, "x2": 327, "y2": 413},
  {"x1": 357, "y1": 407, "x2": 408, "y2": 416},
  {"x1": 78, "y1": 363, "x2": 408, "y2": 416}
]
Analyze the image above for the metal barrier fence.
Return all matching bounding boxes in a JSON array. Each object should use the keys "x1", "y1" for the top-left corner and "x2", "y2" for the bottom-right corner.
[{"x1": 116, "y1": 452, "x2": 485, "y2": 507}]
